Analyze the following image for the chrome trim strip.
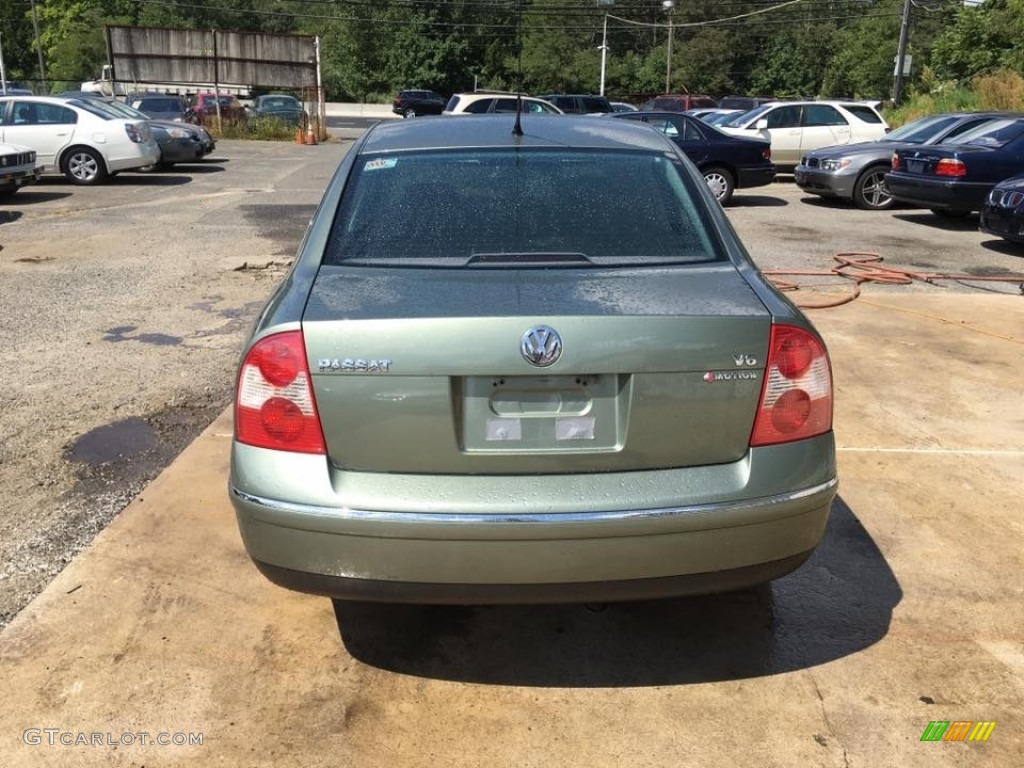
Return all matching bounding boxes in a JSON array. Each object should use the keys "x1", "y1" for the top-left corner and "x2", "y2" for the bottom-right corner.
[{"x1": 231, "y1": 477, "x2": 837, "y2": 525}]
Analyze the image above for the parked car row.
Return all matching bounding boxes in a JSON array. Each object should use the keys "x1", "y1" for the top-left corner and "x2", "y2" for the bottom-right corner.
[
  {"x1": 0, "y1": 93, "x2": 217, "y2": 187},
  {"x1": 790, "y1": 110, "x2": 1024, "y2": 246},
  {"x1": 794, "y1": 112, "x2": 1019, "y2": 210}
]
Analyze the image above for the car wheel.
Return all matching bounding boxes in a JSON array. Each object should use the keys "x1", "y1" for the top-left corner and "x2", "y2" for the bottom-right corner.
[
  {"x1": 703, "y1": 166, "x2": 735, "y2": 205},
  {"x1": 0, "y1": 186, "x2": 19, "y2": 198},
  {"x1": 852, "y1": 166, "x2": 893, "y2": 210},
  {"x1": 62, "y1": 147, "x2": 108, "y2": 185},
  {"x1": 403, "y1": 107, "x2": 417, "y2": 119},
  {"x1": 931, "y1": 208, "x2": 971, "y2": 219}
]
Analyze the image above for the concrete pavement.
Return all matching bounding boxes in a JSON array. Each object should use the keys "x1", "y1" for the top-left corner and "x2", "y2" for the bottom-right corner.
[{"x1": 0, "y1": 293, "x2": 1021, "y2": 767}]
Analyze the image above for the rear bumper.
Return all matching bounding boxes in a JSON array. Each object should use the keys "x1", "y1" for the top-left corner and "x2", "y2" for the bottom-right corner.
[
  {"x1": 230, "y1": 435, "x2": 837, "y2": 602},
  {"x1": 254, "y1": 550, "x2": 818, "y2": 604},
  {"x1": 736, "y1": 164, "x2": 776, "y2": 189},
  {"x1": 886, "y1": 173, "x2": 991, "y2": 211},
  {"x1": 106, "y1": 142, "x2": 161, "y2": 173}
]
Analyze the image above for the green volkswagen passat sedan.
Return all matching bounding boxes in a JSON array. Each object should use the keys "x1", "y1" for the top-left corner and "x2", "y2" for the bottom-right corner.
[{"x1": 229, "y1": 114, "x2": 837, "y2": 604}]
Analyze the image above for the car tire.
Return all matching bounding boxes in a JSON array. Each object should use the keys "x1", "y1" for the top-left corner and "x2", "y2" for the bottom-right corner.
[
  {"x1": 703, "y1": 166, "x2": 735, "y2": 205},
  {"x1": 931, "y1": 208, "x2": 971, "y2": 219},
  {"x1": 61, "y1": 147, "x2": 108, "y2": 186},
  {"x1": 852, "y1": 165, "x2": 893, "y2": 210},
  {"x1": 403, "y1": 107, "x2": 417, "y2": 119},
  {"x1": 0, "y1": 186, "x2": 19, "y2": 198}
]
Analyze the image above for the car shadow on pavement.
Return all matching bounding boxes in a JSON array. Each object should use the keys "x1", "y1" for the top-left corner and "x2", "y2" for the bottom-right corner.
[
  {"x1": 893, "y1": 212, "x2": 979, "y2": 231},
  {"x1": 726, "y1": 194, "x2": 788, "y2": 208},
  {"x1": 3, "y1": 189, "x2": 73, "y2": 205},
  {"x1": 165, "y1": 164, "x2": 226, "y2": 174},
  {"x1": 979, "y1": 238, "x2": 1024, "y2": 257},
  {"x1": 333, "y1": 495, "x2": 901, "y2": 687},
  {"x1": 105, "y1": 174, "x2": 193, "y2": 187}
]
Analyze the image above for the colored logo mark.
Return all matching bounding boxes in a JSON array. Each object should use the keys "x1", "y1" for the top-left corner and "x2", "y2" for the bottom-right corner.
[{"x1": 920, "y1": 721, "x2": 996, "y2": 742}]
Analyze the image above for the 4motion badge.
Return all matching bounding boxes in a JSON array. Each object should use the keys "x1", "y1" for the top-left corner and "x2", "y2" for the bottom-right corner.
[{"x1": 704, "y1": 370, "x2": 759, "y2": 383}]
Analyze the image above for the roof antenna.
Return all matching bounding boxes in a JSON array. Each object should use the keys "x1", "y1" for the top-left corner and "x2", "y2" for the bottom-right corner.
[{"x1": 512, "y1": 0, "x2": 524, "y2": 137}]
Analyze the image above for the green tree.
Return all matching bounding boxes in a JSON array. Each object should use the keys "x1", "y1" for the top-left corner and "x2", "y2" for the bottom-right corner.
[
  {"x1": 930, "y1": 0, "x2": 1024, "y2": 81},
  {"x1": 822, "y1": 15, "x2": 899, "y2": 98}
]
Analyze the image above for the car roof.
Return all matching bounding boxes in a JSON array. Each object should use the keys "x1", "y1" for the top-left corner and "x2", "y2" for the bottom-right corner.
[
  {"x1": 0, "y1": 95, "x2": 84, "y2": 104},
  {"x1": 360, "y1": 113, "x2": 674, "y2": 154}
]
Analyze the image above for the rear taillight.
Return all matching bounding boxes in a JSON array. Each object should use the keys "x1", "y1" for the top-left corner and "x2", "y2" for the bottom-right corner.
[
  {"x1": 891, "y1": 153, "x2": 900, "y2": 171},
  {"x1": 935, "y1": 158, "x2": 966, "y2": 177},
  {"x1": 124, "y1": 123, "x2": 143, "y2": 143},
  {"x1": 750, "y1": 324, "x2": 833, "y2": 447},
  {"x1": 235, "y1": 331, "x2": 326, "y2": 454},
  {"x1": 762, "y1": 148, "x2": 771, "y2": 161}
]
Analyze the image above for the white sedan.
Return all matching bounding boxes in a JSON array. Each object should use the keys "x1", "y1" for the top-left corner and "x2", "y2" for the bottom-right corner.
[
  {"x1": 720, "y1": 101, "x2": 889, "y2": 170},
  {"x1": 0, "y1": 95, "x2": 159, "y2": 184}
]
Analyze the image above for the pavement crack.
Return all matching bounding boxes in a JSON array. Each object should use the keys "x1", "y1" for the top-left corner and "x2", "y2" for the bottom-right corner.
[{"x1": 809, "y1": 670, "x2": 851, "y2": 768}]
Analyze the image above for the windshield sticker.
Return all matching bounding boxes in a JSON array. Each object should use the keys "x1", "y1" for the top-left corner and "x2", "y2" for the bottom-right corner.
[{"x1": 364, "y1": 158, "x2": 398, "y2": 172}]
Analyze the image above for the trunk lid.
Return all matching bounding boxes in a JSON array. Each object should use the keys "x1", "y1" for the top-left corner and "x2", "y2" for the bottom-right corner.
[{"x1": 302, "y1": 265, "x2": 772, "y2": 474}]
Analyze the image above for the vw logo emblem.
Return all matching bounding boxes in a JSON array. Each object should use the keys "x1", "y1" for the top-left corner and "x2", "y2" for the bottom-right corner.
[{"x1": 521, "y1": 325, "x2": 562, "y2": 367}]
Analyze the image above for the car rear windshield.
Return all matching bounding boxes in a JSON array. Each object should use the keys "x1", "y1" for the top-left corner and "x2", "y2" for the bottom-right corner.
[
  {"x1": 325, "y1": 148, "x2": 725, "y2": 267},
  {"x1": 842, "y1": 104, "x2": 883, "y2": 123},
  {"x1": 954, "y1": 118, "x2": 1024, "y2": 147}
]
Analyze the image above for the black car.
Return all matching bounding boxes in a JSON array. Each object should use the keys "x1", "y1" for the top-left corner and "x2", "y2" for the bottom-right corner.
[
  {"x1": 253, "y1": 94, "x2": 305, "y2": 126},
  {"x1": 611, "y1": 111, "x2": 774, "y2": 204},
  {"x1": 980, "y1": 174, "x2": 1024, "y2": 244},
  {"x1": 392, "y1": 89, "x2": 446, "y2": 118},
  {"x1": 538, "y1": 94, "x2": 613, "y2": 114},
  {"x1": 887, "y1": 117, "x2": 1024, "y2": 216}
]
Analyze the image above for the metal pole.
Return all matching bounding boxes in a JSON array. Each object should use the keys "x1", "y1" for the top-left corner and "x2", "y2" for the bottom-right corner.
[
  {"x1": 29, "y1": 0, "x2": 46, "y2": 91},
  {"x1": 0, "y1": 33, "x2": 8, "y2": 95},
  {"x1": 315, "y1": 36, "x2": 325, "y2": 140},
  {"x1": 599, "y1": 15, "x2": 608, "y2": 96},
  {"x1": 212, "y1": 30, "x2": 222, "y2": 131},
  {"x1": 662, "y1": 0, "x2": 675, "y2": 94},
  {"x1": 892, "y1": 0, "x2": 913, "y2": 106},
  {"x1": 665, "y1": 16, "x2": 673, "y2": 93}
]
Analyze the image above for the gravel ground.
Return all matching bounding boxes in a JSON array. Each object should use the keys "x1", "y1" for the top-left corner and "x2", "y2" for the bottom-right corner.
[
  {"x1": 0, "y1": 139, "x2": 353, "y2": 628},
  {"x1": 1, "y1": 135, "x2": 1021, "y2": 630}
]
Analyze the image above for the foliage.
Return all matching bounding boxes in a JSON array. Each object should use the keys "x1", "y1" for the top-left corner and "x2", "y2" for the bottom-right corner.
[
  {"x1": 204, "y1": 115, "x2": 296, "y2": 141},
  {"x1": 822, "y1": 14, "x2": 900, "y2": 99},
  {"x1": 16, "y1": 0, "x2": 1024, "y2": 104},
  {"x1": 748, "y1": 27, "x2": 835, "y2": 99},
  {"x1": 972, "y1": 68, "x2": 1024, "y2": 111}
]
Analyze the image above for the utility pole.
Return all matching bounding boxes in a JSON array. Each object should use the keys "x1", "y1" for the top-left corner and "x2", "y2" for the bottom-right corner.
[
  {"x1": 599, "y1": 15, "x2": 609, "y2": 96},
  {"x1": 29, "y1": 0, "x2": 46, "y2": 91},
  {"x1": 892, "y1": 0, "x2": 913, "y2": 106},
  {"x1": 663, "y1": 0, "x2": 675, "y2": 93},
  {"x1": 597, "y1": 0, "x2": 614, "y2": 96}
]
